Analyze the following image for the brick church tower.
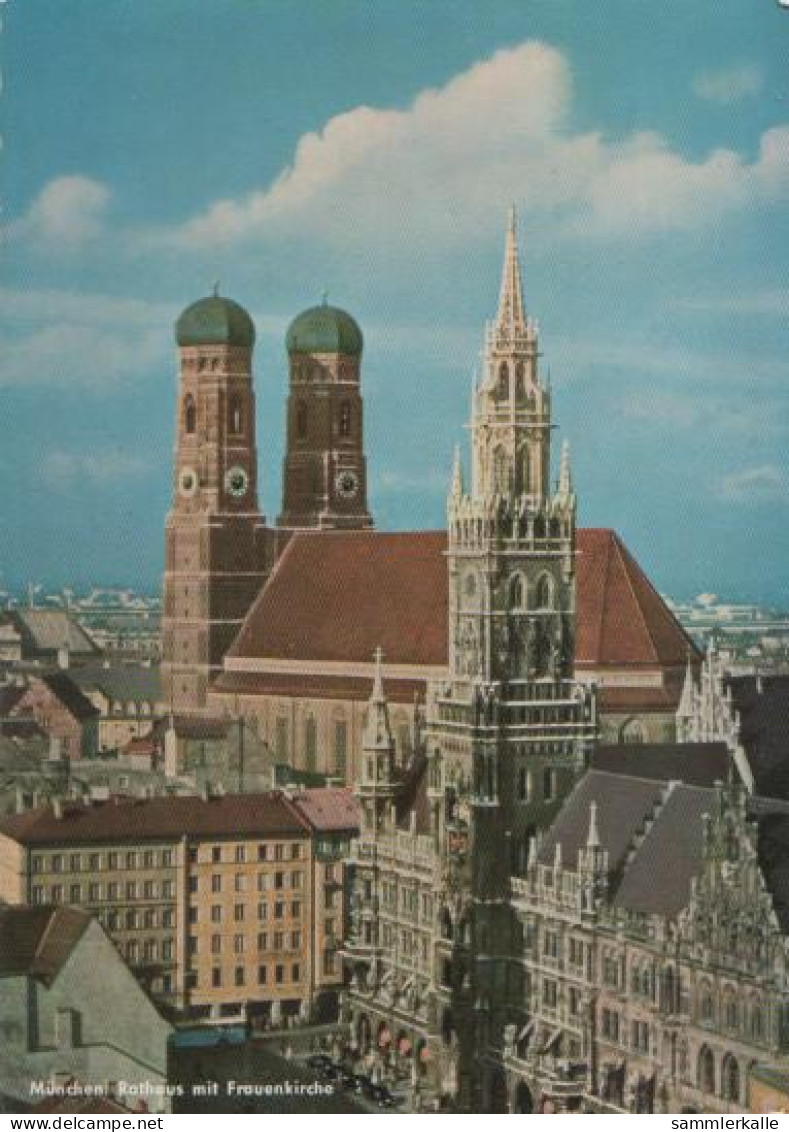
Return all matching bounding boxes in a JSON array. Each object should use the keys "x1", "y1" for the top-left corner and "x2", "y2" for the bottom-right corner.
[
  {"x1": 277, "y1": 299, "x2": 373, "y2": 530},
  {"x1": 162, "y1": 291, "x2": 269, "y2": 714}
]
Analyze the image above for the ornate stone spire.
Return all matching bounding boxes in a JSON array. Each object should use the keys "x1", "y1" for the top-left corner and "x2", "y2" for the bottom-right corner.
[
  {"x1": 495, "y1": 206, "x2": 527, "y2": 337},
  {"x1": 363, "y1": 646, "x2": 394, "y2": 752},
  {"x1": 451, "y1": 444, "x2": 463, "y2": 498},
  {"x1": 558, "y1": 439, "x2": 572, "y2": 498}
]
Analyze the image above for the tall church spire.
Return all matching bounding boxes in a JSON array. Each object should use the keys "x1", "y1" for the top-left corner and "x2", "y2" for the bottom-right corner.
[{"x1": 495, "y1": 206, "x2": 527, "y2": 337}]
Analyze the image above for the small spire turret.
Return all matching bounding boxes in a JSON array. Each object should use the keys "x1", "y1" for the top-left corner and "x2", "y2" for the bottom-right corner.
[{"x1": 495, "y1": 206, "x2": 527, "y2": 337}]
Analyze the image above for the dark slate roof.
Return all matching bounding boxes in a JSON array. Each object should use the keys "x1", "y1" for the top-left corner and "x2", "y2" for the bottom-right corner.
[
  {"x1": 727, "y1": 676, "x2": 789, "y2": 799},
  {"x1": 537, "y1": 770, "x2": 666, "y2": 876},
  {"x1": 0, "y1": 905, "x2": 91, "y2": 984},
  {"x1": 70, "y1": 665, "x2": 161, "y2": 704},
  {"x1": 10, "y1": 610, "x2": 100, "y2": 657},
  {"x1": 592, "y1": 743, "x2": 731, "y2": 788},
  {"x1": 0, "y1": 792, "x2": 310, "y2": 845},
  {"x1": 750, "y1": 796, "x2": 789, "y2": 933},
  {"x1": 613, "y1": 783, "x2": 710, "y2": 917}
]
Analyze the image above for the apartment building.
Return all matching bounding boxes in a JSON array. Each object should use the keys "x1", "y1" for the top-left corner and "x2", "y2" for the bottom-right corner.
[{"x1": 0, "y1": 788, "x2": 357, "y2": 1026}]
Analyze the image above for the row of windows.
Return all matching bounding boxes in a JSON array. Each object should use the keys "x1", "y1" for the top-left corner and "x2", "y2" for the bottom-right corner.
[
  {"x1": 32, "y1": 882, "x2": 174, "y2": 904},
  {"x1": 32, "y1": 849, "x2": 174, "y2": 874},
  {"x1": 120, "y1": 937, "x2": 175, "y2": 963},
  {"x1": 187, "y1": 900, "x2": 303, "y2": 924},
  {"x1": 188, "y1": 930, "x2": 302, "y2": 956},
  {"x1": 183, "y1": 392, "x2": 245, "y2": 435},
  {"x1": 101, "y1": 907, "x2": 175, "y2": 931},
  {"x1": 294, "y1": 400, "x2": 353, "y2": 441},
  {"x1": 187, "y1": 870, "x2": 303, "y2": 895},
  {"x1": 187, "y1": 842, "x2": 302, "y2": 864},
  {"x1": 517, "y1": 767, "x2": 556, "y2": 803},
  {"x1": 187, "y1": 962, "x2": 301, "y2": 990}
]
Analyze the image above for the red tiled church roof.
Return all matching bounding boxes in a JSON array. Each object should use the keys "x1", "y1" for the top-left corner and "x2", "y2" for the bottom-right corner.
[{"x1": 223, "y1": 528, "x2": 695, "y2": 677}]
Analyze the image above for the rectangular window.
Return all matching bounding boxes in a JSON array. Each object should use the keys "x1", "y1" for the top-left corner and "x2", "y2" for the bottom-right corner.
[
  {"x1": 290, "y1": 842, "x2": 301, "y2": 860},
  {"x1": 52, "y1": 855, "x2": 63, "y2": 874},
  {"x1": 144, "y1": 880, "x2": 156, "y2": 899},
  {"x1": 143, "y1": 850, "x2": 155, "y2": 869},
  {"x1": 235, "y1": 966, "x2": 245, "y2": 987},
  {"x1": 291, "y1": 871, "x2": 303, "y2": 890},
  {"x1": 234, "y1": 904, "x2": 245, "y2": 922},
  {"x1": 69, "y1": 853, "x2": 82, "y2": 872},
  {"x1": 275, "y1": 871, "x2": 284, "y2": 889},
  {"x1": 257, "y1": 844, "x2": 268, "y2": 862},
  {"x1": 108, "y1": 852, "x2": 118, "y2": 870},
  {"x1": 257, "y1": 873, "x2": 269, "y2": 892},
  {"x1": 162, "y1": 849, "x2": 173, "y2": 867},
  {"x1": 32, "y1": 856, "x2": 43, "y2": 875},
  {"x1": 543, "y1": 767, "x2": 555, "y2": 802},
  {"x1": 211, "y1": 934, "x2": 221, "y2": 954},
  {"x1": 189, "y1": 876, "x2": 198, "y2": 893},
  {"x1": 188, "y1": 936, "x2": 198, "y2": 956},
  {"x1": 212, "y1": 846, "x2": 222, "y2": 863},
  {"x1": 258, "y1": 965, "x2": 267, "y2": 984},
  {"x1": 274, "y1": 932, "x2": 284, "y2": 950},
  {"x1": 211, "y1": 905, "x2": 222, "y2": 923},
  {"x1": 89, "y1": 853, "x2": 101, "y2": 871},
  {"x1": 125, "y1": 852, "x2": 136, "y2": 870},
  {"x1": 543, "y1": 979, "x2": 558, "y2": 1009},
  {"x1": 69, "y1": 883, "x2": 81, "y2": 902},
  {"x1": 258, "y1": 902, "x2": 268, "y2": 921},
  {"x1": 162, "y1": 938, "x2": 173, "y2": 961},
  {"x1": 88, "y1": 882, "x2": 101, "y2": 901},
  {"x1": 235, "y1": 845, "x2": 247, "y2": 863},
  {"x1": 291, "y1": 931, "x2": 301, "y2": 949},
  {"x1": 188, "y1": 846, "x2": 198, "y2": 864},
  {"x1": 188, "y1": 907, "x2": 198, "y2": 925},
  {"x1": 211, "y1": 874, "x2": 222, "y2": 893},
  {"x1": 234, "y1": 933, "x2": 245, "y2": 954},
  {"x1": 234, "y1": 873, "x2": 247, "y2": 893},
  {"x1": 257, "y1": 932, "x2": 268, "y2": 951},
  {"x1": 324, "y1": 952, "x2": 336, "y2": 976},
  {"x1": 275, "y1": 964, "x2": 284, "y2": 984},
  {"x1": 107, "y1": 881, "x2": 119, "y2": 900},
  {"x1": 51, "y1": 884, "x2": 63, "y2": 903},
  {"x1": 291, "y1": 962, "x2": 300, "y2": 983},
  {"x1": 212, "y1": 968, "x2": 222, "y2": 988},
  {"x1": 291, "y1": 901, "x2": 301, "y2": 918},
  {"x1": 125, "y1": 881, "x2": 137, "y2": 900},
  {"x1": 569, "y1": 988, "x2": 582, "y2": 1016},
  {"x1": 274, "y1": 902, "x2": 284, "y2": 919},
  {"x1": 274, "y1": 844, "x2": 284, "y2": 862}
]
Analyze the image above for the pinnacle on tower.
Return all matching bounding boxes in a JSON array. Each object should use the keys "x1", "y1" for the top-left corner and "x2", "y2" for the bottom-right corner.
[
  {"x1": 558, "y1": 439, "x2": 572, "y2": 497},
  {"x1": 363, "y1": 646, "x2": 395, "y2": 753},
  {"x1": 496, "y1": 206, "x2": 527, "y2": 336},
  {"x1": 586, "y1": 800, "x2": 601, "y2": 849},
  {"x1": 451, "y1": 444, "x2": 464, "y2": 498}
]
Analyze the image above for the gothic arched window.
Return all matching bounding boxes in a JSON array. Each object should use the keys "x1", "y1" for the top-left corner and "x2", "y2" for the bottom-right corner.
[
  {"x1": 184, "y1": 395, "x2": 196, "y2": 434},
  {"x1": 510, "y1": 573, "x2": 525, "y2": 609},
  {"x1": 698, "y1": 1046, "x2": 715, "y2": 1095},
  {"x1": 296, "y1": 401, "x2": 308, "y2": 439},
  {"x1": 721, "y1": 1054, "x2": 740, "y2": 1103},
  {"x1": 535, "y1": 573, "x2": 553, "y2": 609},
  {"x1": 493, "y1": 447, "x2": 508, "y2": 493},
  {"x1": 517, "y1": 446, "x2": 530, "y2": 494},
  {"x1": 515, "y1": 361, "x2": 525, "y2": 398},
  {"x1": 498, "y1": 362, "x2": 509, "y2": 399},
  {"x1": 339, "y1": 400, "x2": 352, "y2": 438},
  {"x1": 303, "y1": 716, "x2": 317, "y2": 771},
  {"x1": 229, "y1": 395, "x2": 243, "y2": 435}
]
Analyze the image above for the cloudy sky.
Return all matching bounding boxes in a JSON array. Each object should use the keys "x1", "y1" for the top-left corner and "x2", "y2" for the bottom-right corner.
[{"x1": 2, "y1": 0, "x2": 788, "y2": 601}]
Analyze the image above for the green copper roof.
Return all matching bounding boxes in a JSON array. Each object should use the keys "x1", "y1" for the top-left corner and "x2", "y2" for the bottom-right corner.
[
  {"x1": 286, "y1": 302, "x2": 363, "y2": 356},
  {"x1": 176, "y1": 294, "x2": 255, "y2": 348}
]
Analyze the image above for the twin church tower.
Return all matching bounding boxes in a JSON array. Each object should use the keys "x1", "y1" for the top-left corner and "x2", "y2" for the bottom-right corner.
[{"x1": 162, "y1": 293, "x2": 372, "y2": 712}]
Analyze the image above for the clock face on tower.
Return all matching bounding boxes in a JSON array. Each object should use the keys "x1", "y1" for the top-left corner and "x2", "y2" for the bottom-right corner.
[
  {"x1": 179, "y1": 467, "x2": 198, "y2": 497},
  {"x1": 335, "y1": 469, "x2": 359, "y2": 499},
  {"x1": 224, "y1": 465, "x2": 250, "y2": 498}
]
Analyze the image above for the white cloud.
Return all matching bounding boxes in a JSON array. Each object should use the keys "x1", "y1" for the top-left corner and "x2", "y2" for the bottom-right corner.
[
  {"x1": 716, "y1": 465, "x2": 788, "y2": 502},
  {"x1": 693, "y1": 64, "x2": 763, "y2": 105},
  {"x1": 152, "y1": 42, "x2": 789, "y2": 252},
  {"x1": 619, "y1": 390, "x2": 787, "y2": 440},
  {"x1": 0, "y1": 323, "x2": 169, "y2": 389},
  {"x1": 7, "y1": 176, "x2": 111, "y2": 250},
  {"x1": 40, "y1": 450, "x2": 150, "y2": 492}
]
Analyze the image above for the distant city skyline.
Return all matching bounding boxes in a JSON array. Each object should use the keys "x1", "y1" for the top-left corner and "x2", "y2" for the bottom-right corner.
[{"x1": 1, "y1": 1, "x2": 788, "y2": 602}]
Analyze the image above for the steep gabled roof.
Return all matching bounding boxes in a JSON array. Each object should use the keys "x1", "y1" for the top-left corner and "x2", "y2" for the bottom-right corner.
[
  {"x1": 10, "y1": 610, "x2": 100, "y2": 657},
  {"x1": 223, "y1": 528, "x2": 695, "y2": 678},
  {"x1": 35, "y1": 672, "x2": 101, "y2": 722},
  {"x1": 0, "y1": 905, "x2": 91, "y2": 984},
  {"x1": 575, "y1": 529, "x2": 696, "y2": 669},
  {"x1": 228, "y1": 530, "x2": 448, "y2": 667},
  {"x1": 290, "y1": 787, "x2": 360, "y2": 833}
]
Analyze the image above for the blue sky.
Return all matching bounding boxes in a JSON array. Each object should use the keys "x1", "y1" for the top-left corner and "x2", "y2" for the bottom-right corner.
[{"x1": 1, "y1": 0, "x2": 788, "y2": 601}]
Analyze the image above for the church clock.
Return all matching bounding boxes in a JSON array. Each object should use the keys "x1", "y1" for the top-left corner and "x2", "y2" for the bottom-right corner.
[{"x1": 225, "y1": 465, "x2": 250, "y2": 498}]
